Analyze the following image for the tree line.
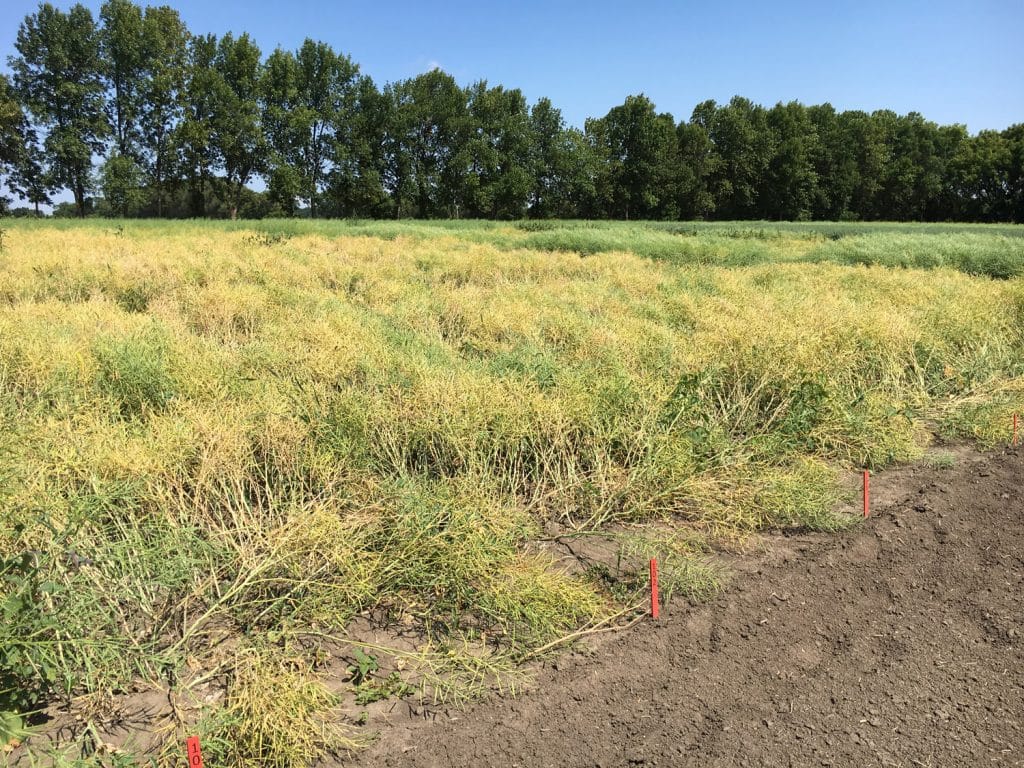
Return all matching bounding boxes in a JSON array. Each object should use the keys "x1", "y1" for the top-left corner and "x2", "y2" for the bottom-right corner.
[{"x1": 1, "y1": 1, "x2": 1022, "y2": 222}]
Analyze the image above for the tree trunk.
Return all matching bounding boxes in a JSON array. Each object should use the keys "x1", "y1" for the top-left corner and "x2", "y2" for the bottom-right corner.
[
  {"x1": 309, "y1": 168, "x2": 317, "y2": 219},
  {"x1": 74, "y1": 179, "x2": 85, "y2": 218},
  {"x1": 155, "y1": 153, "x2": 163, "y2": 217}
]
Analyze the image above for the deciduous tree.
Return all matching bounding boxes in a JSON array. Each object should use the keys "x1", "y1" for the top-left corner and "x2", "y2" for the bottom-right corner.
[
  {"x1": 10, "y1": 3, "x2": 108, "y2": 217},
  {"x1": 210, "y1": 33, "x2": 264, "y2": 220}
]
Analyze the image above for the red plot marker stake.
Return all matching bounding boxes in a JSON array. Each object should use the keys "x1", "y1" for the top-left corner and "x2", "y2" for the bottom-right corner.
[
  {"x1": 863, "y1": 470, "x2": 870, "y2": 519},
  {"x1": 650, "y1": 558, "x2": 660, "y2": 620},
  {"x1": 186, "y1": 736, "x2": 205, "y2": 768}
]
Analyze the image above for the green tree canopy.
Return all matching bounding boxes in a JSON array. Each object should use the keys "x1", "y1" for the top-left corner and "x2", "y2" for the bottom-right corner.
[
  {"x1": 587, "y1": 95, "x2": 682, "y2": 220},
  {"x1": 10, "y1": 2, "x2": 108, "y2": 217},
  {"x1": 3, "y1": 0, "x2": 1021, "y2": 223}
]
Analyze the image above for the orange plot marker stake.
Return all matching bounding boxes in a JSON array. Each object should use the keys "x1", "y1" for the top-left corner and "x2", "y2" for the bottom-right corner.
[
  {"x1": 650, "y1": 558, "x2": 660, "y2": 620},
  {"x1": 186, "y1": 736, "x2": 204, "y2": 768},
  {"x1": 1013, "y1": 413, "x2": 1019, "y2": 447},
  {"x1": 863, "y1": 470, "x2": 870, "y2": 518}
]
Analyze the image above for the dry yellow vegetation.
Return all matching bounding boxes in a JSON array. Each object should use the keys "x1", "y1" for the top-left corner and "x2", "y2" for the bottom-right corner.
[{"x1": 1, "y1": 221, "x2": 1022, "y2": 766}]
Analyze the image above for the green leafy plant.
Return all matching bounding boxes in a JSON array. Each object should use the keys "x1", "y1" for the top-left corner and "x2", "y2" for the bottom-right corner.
[
  {"x1": 353, "y1": 672, "x2": 413, "y2": 706},
  {"x1": 245, "y1": 231, "x2": 292, "y2": 247},
  {"x1": 0, "y1": 544, "x2": 60, "y2": 729},
  {"x1": 93, "y1": 329, "x2": 177, "y2": 418},
  {"x1": 346, "y1": 649, "x2": 378, "y2": 686}
]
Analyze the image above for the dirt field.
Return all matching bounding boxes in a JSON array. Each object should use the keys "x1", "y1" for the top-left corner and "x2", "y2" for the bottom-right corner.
[{"x1": 353, "y1": 445, "x2": 1024, "y2": 768}]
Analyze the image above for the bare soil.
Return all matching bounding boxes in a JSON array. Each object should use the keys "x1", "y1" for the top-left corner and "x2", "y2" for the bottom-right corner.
[{"x1": 353, "y1": 446, "x2": 1024, "y2": 767}]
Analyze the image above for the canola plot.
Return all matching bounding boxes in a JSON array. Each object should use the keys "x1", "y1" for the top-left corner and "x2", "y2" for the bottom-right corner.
[{"x1": 0, "y1": 220, "x2": 1022, "y2": 765}]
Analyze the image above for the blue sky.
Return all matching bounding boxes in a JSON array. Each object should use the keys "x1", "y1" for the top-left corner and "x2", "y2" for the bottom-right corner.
[{"x1": 2, "y1": 0, "x2": 1022, "y2": 133}]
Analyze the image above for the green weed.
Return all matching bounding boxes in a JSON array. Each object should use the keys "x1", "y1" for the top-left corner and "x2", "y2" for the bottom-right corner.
[{"x1": 93, "y1": 329, "x2": 176, "y2": 418}]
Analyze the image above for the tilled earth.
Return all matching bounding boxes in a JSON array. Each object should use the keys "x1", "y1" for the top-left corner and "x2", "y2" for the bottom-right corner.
[{"x1": 354, "y1": 447, "x2": 1024, "y2": 767}]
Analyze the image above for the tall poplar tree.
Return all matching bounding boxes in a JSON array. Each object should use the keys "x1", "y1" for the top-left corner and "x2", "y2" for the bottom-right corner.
[
  {"x1": 10, "y1": 3, "x2": 108, "y2": 217},
  {"x1": 589, "y1": 94, "x2": 681, "y2": 220},
  {"x1": 260, "y1": 47, "x2": 300, "y2": 214},
  {"x1": 100, "y1": 0, "x2": 145, "y2": 157},
  {"x1": 139, "y1": 4, "x2": 189, "y2": 216},
  {"x1": 175, "y1": 33, "x2": 219, "y2": 216},
  {"x1": 386, "y1": 70, "x2": 470, "y2": 218},
  {"x1": 210, "y1": 32, "x2": 264, "y2": 220},
  {"x1": 326, "y1": 75, "x2": 393, "y2": 217},
  {"x1": 464, "y1": 82, "x2": 532, "y2": 219},
  {"x1": 763, "y1": 101, "x2": 818, "y2": 220},
  {"x1": 0, "y1": 75, "x2": 25, "y2": 184},
  {"x1": 296, "y1": 40, "x2": 358, "y2": 217}
]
